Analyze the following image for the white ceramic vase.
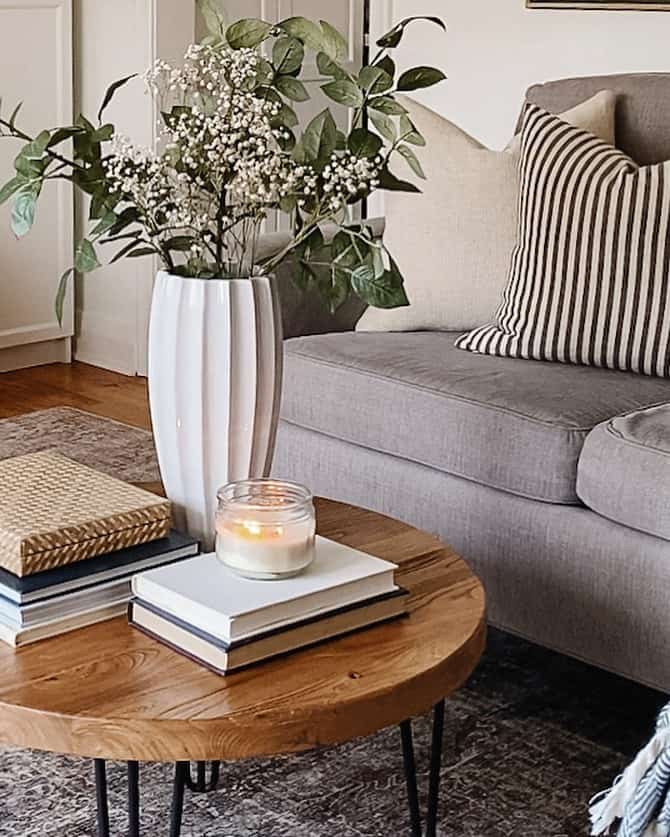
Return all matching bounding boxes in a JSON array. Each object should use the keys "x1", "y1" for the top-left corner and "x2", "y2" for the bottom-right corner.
[{"x1": 148, "y1": 271, "x2": 283, "y2": 549}]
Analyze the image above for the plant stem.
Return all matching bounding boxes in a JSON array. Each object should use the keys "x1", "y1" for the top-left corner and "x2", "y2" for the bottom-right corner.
[
  {"x1": 215, "y1": 187, "x2": 226, "y2": 272},
  {"x1": 0, "y1": 118, "x2": 85, "y2": 172}
]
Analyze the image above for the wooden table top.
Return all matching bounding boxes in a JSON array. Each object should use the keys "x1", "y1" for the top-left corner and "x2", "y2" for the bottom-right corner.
[{"x1": 0, "y1": 498, "x2": 486, "y2": 763}]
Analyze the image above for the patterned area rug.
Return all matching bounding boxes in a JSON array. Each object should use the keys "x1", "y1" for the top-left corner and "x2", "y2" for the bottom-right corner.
[{"x1": 0, "y1": 407, "x2": 665, "y2": 837}]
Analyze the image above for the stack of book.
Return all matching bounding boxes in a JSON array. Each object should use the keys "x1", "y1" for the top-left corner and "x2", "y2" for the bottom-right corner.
[
  {"x1": 130, "y1": 536, "x2": 408, "y2": 674},
  {"x1": 0, "y1": 533, "x2": 198, "y2": 645},
  {"x1": 0, "y1": 450, "x2": 198, "y2": 646}
]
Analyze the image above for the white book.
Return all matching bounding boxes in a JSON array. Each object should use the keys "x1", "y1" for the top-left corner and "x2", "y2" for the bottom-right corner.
[
  {"x1": 0, "y1": 599, "x2": 128, "y2": 647},
  {"x1": 132, "y1": 536, "x2": 398, "y2": 642}
]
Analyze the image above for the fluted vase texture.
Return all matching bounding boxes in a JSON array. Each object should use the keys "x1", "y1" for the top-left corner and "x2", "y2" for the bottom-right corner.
[{"x1": 148, "y1": 272, "x2": 283, "y2": 549}]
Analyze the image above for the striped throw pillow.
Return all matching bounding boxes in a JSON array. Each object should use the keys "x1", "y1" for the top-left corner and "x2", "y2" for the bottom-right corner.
[{"x1": 456, "y1": 104, "x2": 670, "y2": 378}]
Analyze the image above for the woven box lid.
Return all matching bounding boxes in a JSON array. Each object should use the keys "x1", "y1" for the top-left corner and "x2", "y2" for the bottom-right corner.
[{"x1": 0, "y1": 450, "x2": 172, "y2": 577}]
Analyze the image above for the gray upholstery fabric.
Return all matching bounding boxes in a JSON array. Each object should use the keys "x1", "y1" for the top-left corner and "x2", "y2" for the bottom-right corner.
[
  {"x1": 577, "y1": 403, "x2": 670, "y2": 541},
  {"x1": 522, "y1": 73, "x2": 670, "y2": 165},
  {"x1": 282, "y1": 332, "x2": 670, "y2": 504},
  {"x1": 260, "y1": 219, "x2": 384, "y2": 339},
  {"x1": 274, "y1": 422, "x2": 670, "y2": 692}
]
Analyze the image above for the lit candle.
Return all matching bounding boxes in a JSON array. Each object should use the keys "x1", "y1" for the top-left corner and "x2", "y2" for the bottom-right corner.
[{"x1": 215, "y1": 480, "x2": 316, "y2": 580}]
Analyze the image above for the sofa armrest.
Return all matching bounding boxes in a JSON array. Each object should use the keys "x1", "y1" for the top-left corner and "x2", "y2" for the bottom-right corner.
[{"x1": 257, "y1": 218, "x2": 385, "y2": 339}]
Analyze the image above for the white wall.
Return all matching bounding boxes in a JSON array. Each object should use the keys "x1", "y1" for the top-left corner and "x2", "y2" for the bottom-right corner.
[{"x1": 375, "y1": 0, "x2": 670, "y2": 150}]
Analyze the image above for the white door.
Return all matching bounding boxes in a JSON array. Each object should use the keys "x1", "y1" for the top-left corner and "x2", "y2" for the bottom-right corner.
[{"x1": 0, "y1": 0, "x2": 74, "y2": 372}]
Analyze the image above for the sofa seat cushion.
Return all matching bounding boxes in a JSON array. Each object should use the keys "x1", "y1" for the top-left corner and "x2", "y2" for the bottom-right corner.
[
  {"x1": 281, "y1": 333, "x2": 670, "y2": 504},
  {"x1": 577, "y1": 404, "x2": 670, "y2": 539}
]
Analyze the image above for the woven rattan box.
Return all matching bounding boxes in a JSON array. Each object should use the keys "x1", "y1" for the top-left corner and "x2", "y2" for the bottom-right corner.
[{"x1": 0, "y1": 450, "x2": 171, "y2": 576}]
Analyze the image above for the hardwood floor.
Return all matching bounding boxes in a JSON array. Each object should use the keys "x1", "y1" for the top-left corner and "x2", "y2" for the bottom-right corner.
[{"x1": 0, "y1": 361, "x2": 150, "y2": 429}]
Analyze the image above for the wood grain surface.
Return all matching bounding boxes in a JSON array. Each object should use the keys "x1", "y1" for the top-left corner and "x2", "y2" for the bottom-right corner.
[{"x1": 0, "y1": 498, "x2": 486, "y2": 763}]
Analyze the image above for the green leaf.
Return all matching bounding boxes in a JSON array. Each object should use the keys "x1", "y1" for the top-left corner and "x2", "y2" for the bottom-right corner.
[
  {"x1": 358, "y1": 66, "x2": 393, "y2": 95},
  {"x1": 76, "y1": 113, "x2": 96, "y2": 133},
  {"x1": 376, "y1": 16, "x2": 446, "y2": 49},
  {"x1": 197, "y1": 0, "x2": 227, "y2": 40},
  {"x1": 255, "y1": 57, "x2": 275, "y2": 85},
  {"x1": 351, "y1": 258, "x2": 409, "y2": 309},
  {"x1": 399, "y1": 113, "x2": 426, "y2": 146},
  {"x1": 0, "y1": 175, "x2": 26, "y2": 207},
  {"x1": 8, "y1": 101, "x2": 22, "y2": 128},
  {"x1": 10, "y1": 184, "x2": 39, "y2": 237},
  {"x1": 108, "y1": 207, "x2": 141, "y2": 237},
  {"x1": 378, "y1": 168, "x2": 420, "y2": 193},
  {"x1": 331, "y1": 230, "x2": 359, "y2": 269},
  {"x1": 300, "y1": 225, "x2": 325, "y2": 261},
  {"x1": 98, "y1": 74, "x2": 137, "y2": 122},
  {"x1": 275, "y1": 75, "x2": 309, "y2": 102},
  {"x1": 397, "y1": 66, "x2": 446, "y2": 92},
  {"x1": 272, "y1": 37, "x2": 304, "y2": 74},
  {"x1": 126, "y1": 246, "x2": 156, "y2": 258},
  {"x1": 270, "y1": 102, "x2": 299, "y2": 129},
  {"x1": 322, "y1": 266, "x2": 350, "y2": 313},
  {"x1": 110, "y1": 237, "x2": 145, "y2": 263},
  {"x1": 255, "y1": 85, "x2": 283, "y2": 106},
  {"x1": 316, "y1": 52, "x2": 348, "y2": 80},
  {"x1": 48, "y1": 125, "x2": 85, "y2": 148},
  {"x1": 376, "y1": 56, "x2": 396, "y2": 78},
  {"x1": 89, "y1": 188, "x2": 111, "y2": 221},
  {"x1": 92, "y1": 123, "x2": 114, "y2": 143},
  {"x1": 14, "y1": 130, "x2": 50, "y2": 176},
  {"x1": 335, "y1": 129, "x2": 347, "y2": 150},
  {"x1": 320, "y1": 20, "x2": 348, "y2": 60},
  {"x1": 301, "y1": 109, "x2": 337, "y2": 167},
  {"x1": 226, "y1": 18, "x2": 272, "y2": 49},
  {"x1": 91, "y1": 210, "x2": 118, "y2": 238},
  {"x1": 348, "y1": 128, "x2": 383, "y2": 159},
  {"x1": 369, "y1": 110, "x2": 396, "y2": 143},
  {"x1": 163, "y1": 235, "x2": 194, "y2": 251},
  {"x1": 74, "y1": 238, "x2": 100, "y2": 273},
  {"x1": 55, "y1": 267, "x2": 74, "y2": 326},
  {"x1": 368, "y1": 95, "x2": 406, "y2": 116},
  {"x1": 321, "y1": 79, "x2": 363, "y2": 108},
  {"x1": 279, "y1": 17, "x2": 324, "y2": 52},
  {"x1": 397, "y1": 144, "x2": 425, "y2": 178}
]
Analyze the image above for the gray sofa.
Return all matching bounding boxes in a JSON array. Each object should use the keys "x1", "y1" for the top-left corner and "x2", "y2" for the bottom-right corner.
[{"x1": 273, "y1": 73, "x2": 670, "y2": 693}]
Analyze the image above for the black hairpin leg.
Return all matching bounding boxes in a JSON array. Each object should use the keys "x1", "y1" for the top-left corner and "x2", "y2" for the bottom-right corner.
[
  {"x1": 93, "y1": 760, "x2": 141, "y2": 837},
  {"x1": 91, "y1": 711, "x2": 443, "y2": 837},
  {"x1": 185, "y1": 761, "x2": 221, "y2": 793},
  {"x1": 170, "y1": 763, "x2": 188, "y2": 837},
  {"x1": 168, "y1": 761, "x2": 221, "y2": 837},
  {"x1": 127, "y1": 761, "x2": 140, "y2": 837},
  {"x1": 400, "y1": 700, "x2": 446, "y2": 837},
  {"x1": 94, "y1": 760, "x2": 110, "y2": 837}
]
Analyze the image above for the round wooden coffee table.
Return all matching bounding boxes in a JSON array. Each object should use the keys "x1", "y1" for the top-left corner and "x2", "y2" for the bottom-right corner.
[{"x1": 0, "y1": 498, "x2": 485, "y2": 837}]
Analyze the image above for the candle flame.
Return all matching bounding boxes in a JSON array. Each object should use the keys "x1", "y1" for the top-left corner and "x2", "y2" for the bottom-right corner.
[{"x1": 228, "y1": 521, "x2": 285, "y2": 540}]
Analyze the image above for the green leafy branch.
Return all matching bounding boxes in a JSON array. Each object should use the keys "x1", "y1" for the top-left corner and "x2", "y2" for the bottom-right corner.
[{"x1": 0, "y1": 6, "x2": 447, "y2": 323}]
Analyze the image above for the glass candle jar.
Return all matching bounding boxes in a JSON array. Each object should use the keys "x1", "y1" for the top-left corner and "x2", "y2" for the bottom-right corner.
[{"x1": 215, "y1": 479, "x2": 316, "y2": 580}]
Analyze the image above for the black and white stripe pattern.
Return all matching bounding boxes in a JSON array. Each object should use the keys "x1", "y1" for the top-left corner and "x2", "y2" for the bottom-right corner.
[{"x1": 456, "y1": 104, "x2": 670, "y2": 377}]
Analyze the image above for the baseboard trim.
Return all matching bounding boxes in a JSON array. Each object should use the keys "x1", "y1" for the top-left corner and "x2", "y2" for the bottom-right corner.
[{"x1": 0, "y1": 338, "x2": 71, "y2": 372}]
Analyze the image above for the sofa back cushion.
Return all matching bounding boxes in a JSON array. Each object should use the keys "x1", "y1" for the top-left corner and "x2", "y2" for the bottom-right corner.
[
  {"x1": 523, "y1": 73, "x2": 670, "y2": 166},
  {"x1": 356, "y1": 92, "x2": 616, "y2": 334}
]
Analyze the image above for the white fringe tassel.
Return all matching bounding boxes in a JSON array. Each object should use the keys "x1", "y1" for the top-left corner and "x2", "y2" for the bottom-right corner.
[
  {"x1": 589, "y1": 729, "x2": 670, "y2": 835},
  {"x1": 643, "y1": 824, "x2": 670, "y2": 837}
]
